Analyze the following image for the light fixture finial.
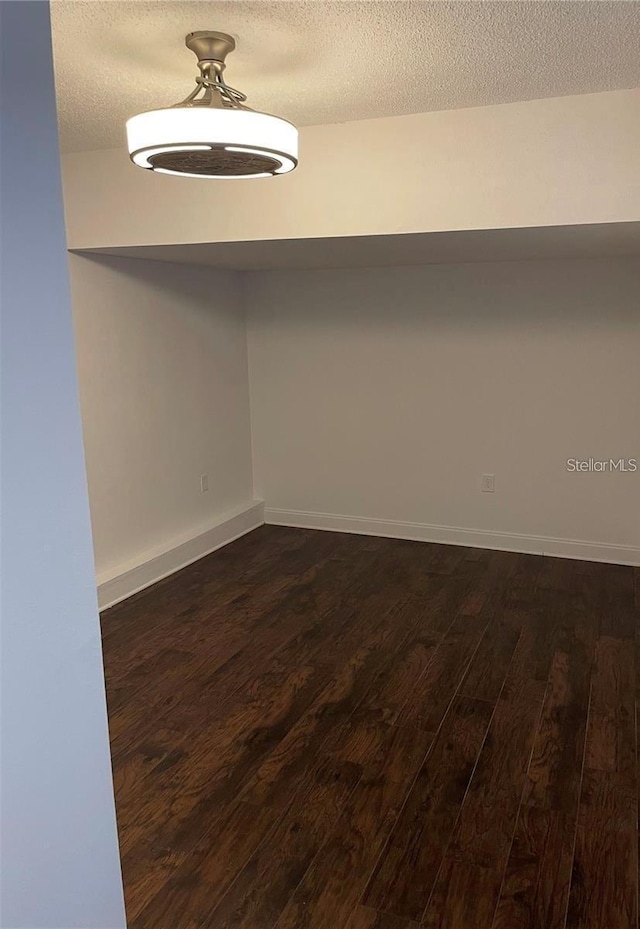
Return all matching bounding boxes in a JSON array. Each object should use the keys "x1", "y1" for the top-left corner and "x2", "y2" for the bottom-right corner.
[{"x1": 185, "y1": 31, "x2": 236, "y2": 69}]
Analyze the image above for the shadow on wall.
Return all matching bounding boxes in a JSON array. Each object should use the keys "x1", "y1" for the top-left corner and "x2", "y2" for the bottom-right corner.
[
  {"x1": 246, "y1": 257, "x2": 640, "y2": 333},
  {"x1": 68, "y1": 251, "x2": 253, "y2": 583}
]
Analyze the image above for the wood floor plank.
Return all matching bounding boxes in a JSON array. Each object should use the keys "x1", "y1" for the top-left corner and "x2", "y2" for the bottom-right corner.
[
  {"x1": 598, "y1": 563, "x2": 637, "y2": 640},
  {"x1": 116, "y1": 656, "x2": 334, "y2": 856},
  {"x1": 125, "y1": 798, "x2": 281, "y2": 925},
  {"x1": 457, "y1": 668, "x2": 546, "y2": 844},
  {"x1": 421, "y1": 628, "x2": 548, "y2": 929},
  {"x1": 117, "y1": 559, "x2": 424, "y2": 900},
  {"x1": 584, "y1": 635, "x2": 635, "y2": 777},
  {"x1": 239, "y1": 596, "x2": 420, "y2": 809},
  {"x1": 458, "y1": 616, "x2": 521, "y2": 704},
  {"x1": 565, "y1": 602, "x2": 638, "y2": 929},
  {"x1": 101, "y1": 525, "x2": 308, "y2": 656},
  {"x1": 353, "y1": 633, "x2": 440, "y2": 726},
  {"x1": 566, "y1": 770, "x2": 638, "y2": 929},
  {"x1": 204, "y1": 758, "x2": 362, "y2": 928},
  {"x1": 274, "y1": 724, "x2": 433, "y2": 929},
  {"x1": 422, "y1": 860, "x2": 504, "y2": 929},
  {"x1": 113, "y1": 553, "x2": 399, "y2": 813},
  {"x1": 106, "y1": 529, "x2": 365, "y2": 683},
  {"x1": 499, "y1": 553, "x2": 546, "y2": 610},
  {"x1": 363, "y1": 696, "x2": 493, "y2": 921},
  {"x1": 345, "y1": 905, "x2": 419, "y2": 929},
  {"x1": 107, "y1": 559, "x2": 336, "y2": 751},
  {"x1": 523, "y1": 617, "x2": 595, "y2": 814},
  {"x1": 492, "y1": 808, "x2": 578, "y2": 929},
  {"x1": 491, "y1": 607, "x2": 595, "y2": 929},
  {"x1": 396, "y1": 614, "x2": 489, "y2": 731}
]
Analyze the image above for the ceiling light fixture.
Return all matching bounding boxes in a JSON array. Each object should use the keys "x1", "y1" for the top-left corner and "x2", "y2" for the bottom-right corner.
[{"x1": 126, "y1": 31, "x2": 298, "y2": 179}]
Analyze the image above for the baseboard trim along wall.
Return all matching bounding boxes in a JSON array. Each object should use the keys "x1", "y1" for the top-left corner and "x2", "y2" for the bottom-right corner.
[
  {"x1": 264, "y1": 507, "x2": 640, "y2": 567},
  {"x1": 97, "y1": 500, "x2": 265, "y2": 610}
]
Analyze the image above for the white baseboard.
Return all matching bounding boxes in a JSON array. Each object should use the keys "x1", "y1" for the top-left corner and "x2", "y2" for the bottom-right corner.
[
  {"x1": 264, "y1": 507, "x2": 640, "y2": 567},
  {"x1": 97, "y1": 500, "x2": 264, "y2": 610}
]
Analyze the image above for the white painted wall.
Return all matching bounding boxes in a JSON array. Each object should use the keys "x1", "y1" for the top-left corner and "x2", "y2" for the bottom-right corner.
[
  {"x1": 61, "y1": 89, "x2": 640, "y2": 250},
  {"x1": 68, "y1": 254, "x2": 254, "y2": 596},
  {"x1": 247, "y1": 259, "x2": 640, "y2": 563},
  {"x1": 0, "y1": 4, "x2": 126, "y2": 926}
]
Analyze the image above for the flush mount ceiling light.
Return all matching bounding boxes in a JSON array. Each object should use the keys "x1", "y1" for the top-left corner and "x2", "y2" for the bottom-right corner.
[{"x1": 126, "y1": 31, "x2": 298, "y2": 179}]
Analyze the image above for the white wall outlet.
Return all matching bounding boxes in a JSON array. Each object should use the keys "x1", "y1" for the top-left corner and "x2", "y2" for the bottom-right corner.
[
  {"x1": 481, "y1": 473, "x2": 495, "y2": 493},
  {"x1": 200, "y1": 474, "x2": 209, "y2": 493}
]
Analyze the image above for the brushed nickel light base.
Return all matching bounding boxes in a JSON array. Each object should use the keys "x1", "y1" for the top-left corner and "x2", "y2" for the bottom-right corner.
[
  {"x1": 178, "y1": 31, "x2": 245, "y2": 109},
  {"x1": 185, "y1": 31, "x2": 236, "y2": 69}
]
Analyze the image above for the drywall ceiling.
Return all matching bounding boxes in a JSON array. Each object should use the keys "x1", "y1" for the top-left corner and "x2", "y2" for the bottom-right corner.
[
  {"x1": 76, "y1": 222, "x2": 640, "y2": 272},
  {"x1": 51, "y1": 1, "x2": 640, "y2": 154}
]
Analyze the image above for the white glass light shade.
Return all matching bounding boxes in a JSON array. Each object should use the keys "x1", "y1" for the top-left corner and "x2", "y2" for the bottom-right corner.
[{"x1": 126, "y1": 107, "x2": 298, "y2": 178}]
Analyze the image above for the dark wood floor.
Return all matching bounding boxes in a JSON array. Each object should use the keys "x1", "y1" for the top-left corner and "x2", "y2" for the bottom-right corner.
[{"x1": 101, "y1": 526, "x2": 639, "y2": 929}]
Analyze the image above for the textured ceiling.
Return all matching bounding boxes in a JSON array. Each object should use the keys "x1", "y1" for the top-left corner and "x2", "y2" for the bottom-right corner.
[{"x1": 51, "y1": 1, "x2": 640, "y2": 153}]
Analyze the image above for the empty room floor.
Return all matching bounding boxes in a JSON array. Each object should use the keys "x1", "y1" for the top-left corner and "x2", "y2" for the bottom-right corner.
[{"x1": 102, "y1": 526, "x2": 639, "y2": 929}]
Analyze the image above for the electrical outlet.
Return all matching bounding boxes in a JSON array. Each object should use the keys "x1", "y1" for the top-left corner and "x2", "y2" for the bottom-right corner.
[
  {"x1": 481, "y1": 473, "x2": 495, "y2": 493},
  {"x1": 200, "y1": 474, "x2": 209, "y2": 493}
]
